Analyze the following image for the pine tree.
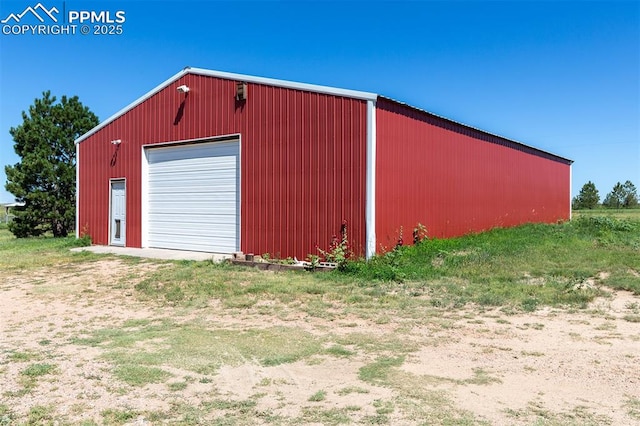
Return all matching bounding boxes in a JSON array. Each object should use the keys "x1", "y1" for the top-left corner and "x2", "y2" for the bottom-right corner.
[
  {"x1": 572, "y1": 181, "x2": 600, "y2": 209},
  {"x1": 622, "y1": 180, "x2": 638, "y2": 208},
  {"x1": 4, "y1": 91, "x2": 99, "y2": 237},
  {"x1": 602, "y1": 182, "x2": 626, "y2": 209}
]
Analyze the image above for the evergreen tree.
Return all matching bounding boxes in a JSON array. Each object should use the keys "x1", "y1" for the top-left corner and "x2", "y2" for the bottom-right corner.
[
  {"x1": 572, "y1": 181, "x2": 600, "y2": 209},
  {"x1": 602, "y1": 182, "x2": 626, "y2": 209},
  {"x1": 622, "y1": 180, "x2": 638, "y2": 208},
  {"x1": 5, "y1": 91, "x2": 99, "y2": 237}
]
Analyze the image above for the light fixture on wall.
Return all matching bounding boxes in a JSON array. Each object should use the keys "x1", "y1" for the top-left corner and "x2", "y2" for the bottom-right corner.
[
  {"x1": 236, "y1": 81, "x2": 247, "y2": 101},
  {"x1": 111, "y1": 139, "x2": 122, "y2": 145},
  {"x1": 177, "y1": 85, "x2": 190, "y2": 93}
]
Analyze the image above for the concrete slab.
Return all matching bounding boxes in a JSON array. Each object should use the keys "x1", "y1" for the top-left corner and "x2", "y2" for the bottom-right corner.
[{"x1": 70, "y1": 245, "x2": 231, "y2": 262}]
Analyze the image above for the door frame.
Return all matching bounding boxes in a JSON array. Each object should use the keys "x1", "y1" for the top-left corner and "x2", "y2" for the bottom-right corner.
[{"x1": 109, "y1": 178, "x2": 126, "y2": 247}]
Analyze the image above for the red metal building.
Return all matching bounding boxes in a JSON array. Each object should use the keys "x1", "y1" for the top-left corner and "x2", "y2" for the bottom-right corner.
[{"x1": 76, "y1": 67, "x2": 572, "y2": 259}]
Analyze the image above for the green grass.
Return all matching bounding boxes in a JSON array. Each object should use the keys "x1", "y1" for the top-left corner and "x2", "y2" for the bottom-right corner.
[
  {"x1": 339, "y1": 216, "x2": 640, "y2": 305},
  {"x1": 26, "y1": 405, "x2": 55, "y2": 424},
  {"x1": 0, "y1": 404, "x2": 14, "y2": 426},
  {"x1": 101, "y1": 408, "x2": 140, "y2": 424},
  {"x1": 505, "y1": 402, "x2": 613, "y2": 425},
  {"x1": 127, "y1": 216, "x2": 640, "y2": 316},
  {"x1": 573, "y1": 208, "x2": 640, "y2": 220},
  {"x1": 359, "y1": 356, "x2": 405, "y2": 384},
  {"x1": 625, "y1": 396, "x2": 640, "y2": 420},
  {"x1": 308, "y1": 390, "x2": 327, "y2": 402},
  {"x1": 72, "y1": 320, "x2": 325, "y2": 376},
  {"x1": 0, "y1": 228, "x2": 95, "y2": 270},
  {"x1": 3, "y1": 215, "x2": 637, "y2": 318},
  {"x1": 21, "y1": 363, "x2": 56, "y2": 377},
  {"x1": 113, "y1": 365, "x2": 172, "y2": 386}
]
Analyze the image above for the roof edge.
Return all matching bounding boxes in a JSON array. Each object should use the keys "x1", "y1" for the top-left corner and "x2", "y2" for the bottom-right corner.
[
  {"x1": 188, "y1": 67, "x2": 378, "y2": 101},
  {"x1": 75, "y1": 67, "x2": 377, "y2": 144},
  {"x1": 75, "y1": 68, "x2": 189, "y2": 144},
  {"x1": 378, "y1": 96, "x2": 573, "y2": 165}
]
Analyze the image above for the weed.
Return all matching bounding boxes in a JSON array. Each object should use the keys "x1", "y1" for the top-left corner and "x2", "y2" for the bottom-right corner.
[
  {"x1": 102, "y1": 408, "x2": 139, "y2": 423},
  {"x1": 318, "y1": 220, "x2": 352, "y2": 268},
  {"x1": 336, "y1": 386, "x2": 370, "y2": 396},
  {"x1": 325, "y1": 345, "x2": 355, "y2": 357},
  {"x1": 308, "y1": 390, "x2": 327, "y2": 402},
  {"x1": 8, "y1": 350, "x2": 39, "y2": 362},
  {"x1": 521, "y1": 351, "x2": 545, "y2": 357},
  {"x1": 203, "y1": 398, "x2": 257, "y2": 413},
  {"x1": 626, "y1": 396, "x2": 640, "y2": 420},
  {"x1": 623, "y1": 315, "x2": 640, "y2": 323},
  {"x1": 167, "y1": 381, "x2": 188, "y2": 391},
  {"x1": 21, "y1": 363, "x2": 56, "y2": 377},
  {"x1": 26, "y1": 405, "x2": 54, "y2": 424},
  {"x1": 625, "y1": 302, "x2": 640, "y2": 314},
  {"x1": 113, "y1": 365, "x2": 171, "y2": 386},
  {"x1": 0, "y1": 405, "x2": 13, "y2": 426},
  {"x1": 299, "y1": 407, "x2": 351, "y2": 424},
  {"x1": 464, "y1": 368, "x2": 502, "y2": 385},
  {"x1": 359, "y1": 356, "x2": 405, "y2": 384}
]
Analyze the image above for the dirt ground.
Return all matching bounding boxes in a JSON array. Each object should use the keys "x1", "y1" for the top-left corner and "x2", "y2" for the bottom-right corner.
[{"x1": 1, "y1": 258, "x2": 639, "y2": 425}]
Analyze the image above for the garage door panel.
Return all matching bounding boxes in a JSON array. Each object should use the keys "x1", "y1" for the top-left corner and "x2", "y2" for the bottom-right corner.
[
  {"x1": 150, "y1": 144, "x2": 237, "y2": 162},
  {"x1": 150, "y1": 164, "x2": 237, "y2": 179},
  {"x1": 148, "y1": 182, "x2": 237, "y2": 193},
  {"x1": 149, "y1": 226, "x2": 237, "y2": 239},
  {"x1": 149, "y1": 206, "x2": 237, "y2": 216},
  {"x1": 149, "y1": 194, "x2": 236, "y2": 203},
  {"x1": 147, "y1": 140, "x2": 239, "y2": 253},
  {"x1": 149, "y1": 210, "x2": 236, "y2": 223},
  {"x1": 149, "y1": 237, "x2": 235, "y2": 253},
  {"x1": 149, "y1": 228, "x2": 237, "y2": 240}
]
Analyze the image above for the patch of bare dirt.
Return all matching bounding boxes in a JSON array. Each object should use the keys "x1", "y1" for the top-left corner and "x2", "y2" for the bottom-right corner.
[{"x1": 1, "y1": 260, "x2": 639, "y2": 425}]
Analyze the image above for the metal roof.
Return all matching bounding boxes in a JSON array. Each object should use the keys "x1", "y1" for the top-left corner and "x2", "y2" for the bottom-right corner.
[{"x1": 378, "y1": 95, "x2": 573, "y2": 165}]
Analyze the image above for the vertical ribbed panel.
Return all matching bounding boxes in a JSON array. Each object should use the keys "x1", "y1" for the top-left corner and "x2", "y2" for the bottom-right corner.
[
  {"x1": 78, "y1": 74, "x2": 367, "y2": 259},
  {"x1": 375, "y1": 98, "x2": 570, "y2": 250}
]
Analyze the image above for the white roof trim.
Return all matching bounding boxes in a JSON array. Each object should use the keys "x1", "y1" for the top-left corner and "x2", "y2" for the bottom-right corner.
[
  {"x1": 75, "y1": 67, "x2": 377, "y2": 144},
  {"x1": 76, "y1": 68, "x2": 188, "y2": 144},
  {"x1": 189, "y1": 68, "x2": 377, "y2": 101}
]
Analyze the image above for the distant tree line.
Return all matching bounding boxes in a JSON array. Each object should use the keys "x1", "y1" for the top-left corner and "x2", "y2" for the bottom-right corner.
[{"x1": 572, "y1": 180, "x2": 638, "y2": 210}]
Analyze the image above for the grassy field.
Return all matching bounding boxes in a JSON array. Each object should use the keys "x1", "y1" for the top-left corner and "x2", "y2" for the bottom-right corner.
[
  {"x1": 2, "y1": 214, "x2": 639, "y2": 314},
  {"x1": 1, "y1": 215, "x2": 639, "y2": 424},
  {"x1": 573, "y1": 208, "x2": 640, "y2": 220},
  {"x1": 128, "y1": 215, "x2": 640, "y2": 315}
]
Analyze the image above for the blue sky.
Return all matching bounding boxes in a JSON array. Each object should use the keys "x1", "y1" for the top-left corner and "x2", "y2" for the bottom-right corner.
[{"x1": 0, "y1": 0, "x2": 638, "y2": 204}]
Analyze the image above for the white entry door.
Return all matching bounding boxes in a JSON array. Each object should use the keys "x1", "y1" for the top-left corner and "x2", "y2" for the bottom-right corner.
[{"x1": 110, "y1": 180, "x2": 126, "y2": 246}]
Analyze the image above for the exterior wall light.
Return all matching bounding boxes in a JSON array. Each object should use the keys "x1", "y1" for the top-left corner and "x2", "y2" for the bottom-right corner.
[
  {"x1": 236, "y1": 82, "x2": 247, "y2": 101},
  {"x1": 177, "y1": 85, "x2": 190, "y2": 93}
]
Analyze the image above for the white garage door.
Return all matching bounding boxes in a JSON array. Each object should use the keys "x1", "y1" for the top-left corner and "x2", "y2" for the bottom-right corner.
[{"x1": 147, "y1": 140, "x2": 239, "y2": 253}]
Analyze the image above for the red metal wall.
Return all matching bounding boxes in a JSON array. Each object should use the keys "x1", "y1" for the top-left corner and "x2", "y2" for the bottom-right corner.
[
  {"x1": 78, "y1": 74, "x2": 367, "y2": 259},
  {"x1": 375, "y1": 98, "x2": 570, "y2": 250}
]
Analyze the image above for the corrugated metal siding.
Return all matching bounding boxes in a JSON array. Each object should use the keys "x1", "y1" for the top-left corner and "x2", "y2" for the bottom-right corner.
[
  {"x1": 375, "y1": 98, "x2": 570, "y2": 250},
  {"x1": 78, "y1": 74, "x2": 367, "y2": 259}
]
